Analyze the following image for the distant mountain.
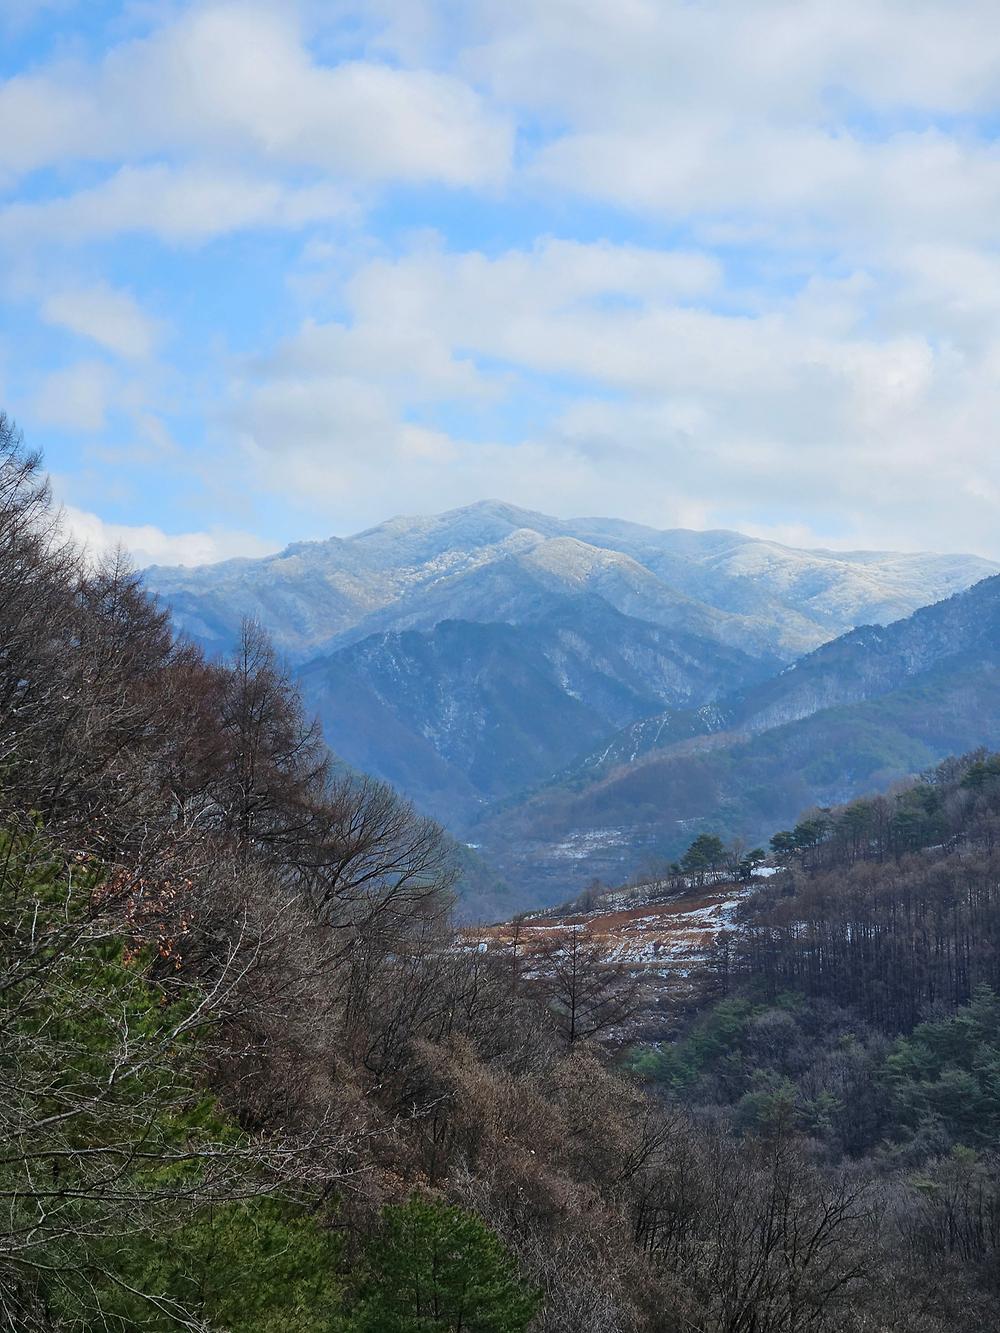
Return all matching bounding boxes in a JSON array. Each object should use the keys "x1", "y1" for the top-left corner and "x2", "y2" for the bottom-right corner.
[
  {"x1": 295, "y1": 596, "x2": 771, "y2": 825},
  {"x1": 561, "y1": 568, "x2": 1000, "y2": 783},
  {"x1": 146, "y1": 500, "x2": 997, "y2": 664},
  {"x1": 477, "y1": 576, "x2": 1000, "y2": 902},
  {"x1": 145, "y1": 502, "x2": 999, "y2": 914}
]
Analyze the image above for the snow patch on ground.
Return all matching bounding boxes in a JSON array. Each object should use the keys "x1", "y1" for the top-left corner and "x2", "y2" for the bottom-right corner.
[{"x1": 548, "y1": 828, "x2": 630, "y2": 860}]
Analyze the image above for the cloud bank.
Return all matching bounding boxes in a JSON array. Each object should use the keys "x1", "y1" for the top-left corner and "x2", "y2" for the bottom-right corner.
[{"x1": 2, "y1": 1, "x2": 1000, "y2": 561}]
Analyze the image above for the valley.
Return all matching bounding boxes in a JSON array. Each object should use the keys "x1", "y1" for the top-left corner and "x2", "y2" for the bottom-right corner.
[
  {"x1": 477, "y1": 579, "x2": 1000, "y2": 901},
  {"x1": 14, "y1": 6, "x2": 1000, "y2": 1328},
  {"x1": 6, "y1": 417, "x2": 1000, "y2": 1333},
  {"x1": 145, "y1": 501, "x2": 1000, "y2": 916}
]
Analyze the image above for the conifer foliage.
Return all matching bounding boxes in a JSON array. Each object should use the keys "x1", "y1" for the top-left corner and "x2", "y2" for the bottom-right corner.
[{"x1": 3, "y1": 411, "x2": 999, "y2": 1330}]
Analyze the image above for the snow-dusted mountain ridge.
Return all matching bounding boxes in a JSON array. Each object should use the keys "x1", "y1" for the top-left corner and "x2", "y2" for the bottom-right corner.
[
  {"x1": 144, "y1": 502, "x2": 1000, "y2": 912},
  {"x1": 146, "y1": 500, "x2": 998, "y2": 664},
  {"x1": 476, "y1": 574, "x2": 1000, "y2": 902}
]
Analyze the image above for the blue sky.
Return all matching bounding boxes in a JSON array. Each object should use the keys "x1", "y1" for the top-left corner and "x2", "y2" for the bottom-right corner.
[{"x1": 3, "y1": 1, "x2": 1000, "y2": 564}]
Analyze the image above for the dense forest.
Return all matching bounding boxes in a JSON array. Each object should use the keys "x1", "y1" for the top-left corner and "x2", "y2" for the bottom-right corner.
[
  {"x1": 730, "y1": 755, "x2": 1000, "y2": 1026},
  {"x1": 2, "y1": 410, "x2": 998, "y2": 1331},
  {"x1": 631, "y1": 752, "x2": 1000, "y2": 1328}
]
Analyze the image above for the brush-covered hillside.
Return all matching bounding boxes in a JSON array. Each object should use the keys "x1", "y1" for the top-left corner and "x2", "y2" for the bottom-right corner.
[{"x1": 5, "y1": 414, "x2": 1000, "y2": 1331}]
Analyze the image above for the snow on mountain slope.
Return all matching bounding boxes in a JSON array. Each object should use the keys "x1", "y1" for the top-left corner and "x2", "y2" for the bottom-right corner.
[
  {"x1": 295, "y1": 597, "x2": 770, "y2": 825},
  {"x1": 555, "y1": 572, "x2": 1000, "y2": 790},
  {"x1": 465, "y1": 875, "x2": 758, "y2": 1014},
  {"x1": 144, "y1": 503, "x2": 999, "y2": 912},
  {"x1": 476, "y1": 577, "x2": 1000, "y2": 903},
  {"x1": 145, "y1": 499, "x2": 997, "y2": 664}
]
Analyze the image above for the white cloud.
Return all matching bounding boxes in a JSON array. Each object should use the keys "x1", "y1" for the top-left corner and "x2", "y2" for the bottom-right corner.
[
  {"x1": 465, "y1": 0, "x2": 1000, "y2": 124},
  {"x1": 7, "y1": 0, "x2": 1000, "y2": 561},
  {"x1": 61, "y1": 503, "x2": 280, "y2": 568},
  {"x1": 523, "y1": 123, "x2": 1000, "y2": 259},
  {"x1": 233, "y1": 238, "x2": 725, "y2": 456},
  {"x1": 41, "y1": 283, "x2": 161, "y2": 358},
  {"x1": 120, "y1": 5, "x2": 511, "y2": 186},
  {"x1": 226, "y1": 233, "x2": 1000, "y2": 556},
  {"x1": 0, "y1": 164, "x2": 354, "y2": 246},
  {"x1": 433, "y1": 0, "x2": 1000, "y2": 255},
  {"x1": 0, "y1": 77, "x2": 98, "y2": 187},
  {"x1": 0, "y1": 3, "x2": 511, "y2": 190},
  {"x1": 340, "y1": 238, "x2": 724, "y2": 392}
]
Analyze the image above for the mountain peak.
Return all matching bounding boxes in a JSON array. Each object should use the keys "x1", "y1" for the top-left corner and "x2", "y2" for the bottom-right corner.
[
  {"x1": 145, "y1": 503, "x2": 999, "y2": 671},
  {"x1": 350, "y1": 499, "x2": 553, "y2": 545}
]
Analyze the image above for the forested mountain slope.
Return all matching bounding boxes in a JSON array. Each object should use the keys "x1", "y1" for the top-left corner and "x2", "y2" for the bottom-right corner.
[
  {"x1": 1, "y1": 413, "x2": 794, "y2": 1332},
  {"x1": 146, "y1": 504, "x2": 997, "y2": 903},
  {"x1": 295, "y1": 597, "x2": 771, "y2": 824},
  {"x1": 628, "y1": 752, "x2": 1000, "y2": 1328},
  {"x1": 480, "y1": 577, "x2": 1000, "y2": 897},
  {"x1": 147, "y1": 500, "x2": 996, "y2": 664},
  {"x1": 563, "y1": 572, "x2": 1000, "y2": 783},
  {"x1": 481, "y1": 751, "x2": 1000, "y2": 1329},
  {"x1": 5, "y1": 414, "x2": 1000, "y2": 1331}
]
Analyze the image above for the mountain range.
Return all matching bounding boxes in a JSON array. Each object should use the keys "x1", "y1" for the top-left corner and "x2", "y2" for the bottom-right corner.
[
  {"x1": 147, "y1": 501, "x2": 996, "y2": 662},
  {"x1": 145, "y1": 501, "x2": 1000, "y2": 912},
  {"x1": 476, "y1": 574, "x2": 1000, "y2": 898}
]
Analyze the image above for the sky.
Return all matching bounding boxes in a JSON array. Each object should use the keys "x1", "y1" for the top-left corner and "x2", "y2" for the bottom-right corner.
[{"x1": 3, "y1": 0, "x2": 1000, "y2": 565}]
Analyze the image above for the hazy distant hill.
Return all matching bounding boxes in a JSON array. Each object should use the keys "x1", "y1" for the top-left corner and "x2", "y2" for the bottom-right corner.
[
  {"x1": 145, "y1": 502, "x2": 999, "y2": 910},
  {"x1": 477, "y1": 576, "x2": 1000, "y2": 900},
  {"x1": 295, "y1": 596, "x2": 771, "y2": 824},
  {"x1": 146, "y1": 500, "x2": 997, "y2": 663}
]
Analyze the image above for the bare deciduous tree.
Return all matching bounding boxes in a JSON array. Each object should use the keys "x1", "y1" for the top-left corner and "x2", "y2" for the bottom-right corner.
[{"x1": 533, "y1": 926, "x2": 640, "y2": 1046}]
